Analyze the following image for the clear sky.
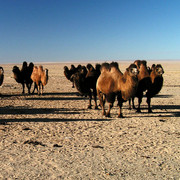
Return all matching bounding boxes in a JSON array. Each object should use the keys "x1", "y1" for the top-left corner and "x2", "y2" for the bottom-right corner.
[{"x1": 0, "y1": 0, "x2": 180, "y2": 63}]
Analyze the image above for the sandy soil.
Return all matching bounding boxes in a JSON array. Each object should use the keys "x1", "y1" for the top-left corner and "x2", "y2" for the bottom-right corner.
[{"x1": 0, "y1": 61, "x2": 179, "y2": 180}]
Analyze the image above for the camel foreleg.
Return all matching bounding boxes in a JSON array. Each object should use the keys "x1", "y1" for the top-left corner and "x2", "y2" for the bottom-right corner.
[{"x1": 97, "y1": 90, "x2": 106, "y2": 116}]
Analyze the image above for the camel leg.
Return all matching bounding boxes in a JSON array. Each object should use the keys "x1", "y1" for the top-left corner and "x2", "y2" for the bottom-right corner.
[
  {"x1": 147, "y1": 96, "x2": 152, "y2": 113},
  {"x1": 132, "y1": 97, "x2": 136, "y2": 109},
  {"x1": 93, "y1": 88, "x2": 98, "y2": 109},
  {"x1": 87, "y1": 90, "x2": 92, "y2": 109},
  {"x1": 105, "y1": 93, "x2": 115, "y2": 117},
  {"x1": 136, "y1": 94, "x2": 143, "y2": 113},
  {"x1": 26, "y1": 83, "x2": 31, "y2": 94},
  {"x1": 22, "y1": 83, "x2": 25, "y2": 94},
  {"x1": 128, "y1": 99, "x2": 132, "y2": 110},
  {"x1": 28, "y1": 82, "x2": 33, "y2": 94},
  {"x1": 32, "y1": 83, "x2": 37, "y2": 94},
  {"x1": 106, "y1": 103, "x2": 113, "y2": 117},
  {"x1": 72, "y1": 82, "x2": 75, "y2": 88},
  {"x1": 37, "y1": 84, "x2": 41, "y2": 95},
  {"x1": 41, "y1": 85, "x2": 44, "y2": 95},
  {"x1": 97, "y1": 90, "x2": 106, "y2": 115},
  {"x1": 117, "y1": 94, "x2": 124, "y2": 118}
]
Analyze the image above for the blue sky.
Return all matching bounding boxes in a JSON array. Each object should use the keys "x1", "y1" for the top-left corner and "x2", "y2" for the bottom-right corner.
[{"x1": 0, "y1": 0, "x2": 180, "y2": 63}]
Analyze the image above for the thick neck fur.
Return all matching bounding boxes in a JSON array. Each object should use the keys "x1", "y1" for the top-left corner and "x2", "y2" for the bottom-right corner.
[
  {"x1": 138, "y1": 64, "x2": 149, "y2": 80},
  {"x1": 119, "y1": 71, "x2": 138, "y2": 101},
  {"x1": 150, "y1": 69, "x2": 162, "y2": 84},
  {"x1": 41, "y1": 69, "x2": 48, "y2": 86},
  {"x1": 73, "y1": 73, "x2": 89, "y2": 95}
]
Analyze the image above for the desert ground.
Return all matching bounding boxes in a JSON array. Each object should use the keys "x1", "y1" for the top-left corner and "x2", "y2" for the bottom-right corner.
[{"x1": 0, "y1": 61, "x2": 179, "y2": 179}]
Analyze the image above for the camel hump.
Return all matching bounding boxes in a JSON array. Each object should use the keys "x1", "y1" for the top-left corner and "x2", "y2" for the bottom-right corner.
[
  {"x1": 86, "y1": 63, "x2": 94, "y2": 71},
  {"x1": 110, "y1": 62, "x2": 119, "y2": 70},
  {"x1": 38, "y1": 65, "x2": 43, "y2": 71},
  {"x1": 12, "y1": 66, "x2": 20, "y2": 73},
  {"x1": 100, "y1": 63, "x2": 110, "y2": 72}
]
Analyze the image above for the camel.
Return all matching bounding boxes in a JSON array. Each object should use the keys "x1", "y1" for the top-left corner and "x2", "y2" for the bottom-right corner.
[
  {"x1": 146, "y1": 64, "x2": 164, "y2": 112},
  {"x1": 31, "y1": 65, "x2": 48, "y2": 95},
  {"x1": 12, "y1": 61, "x2": 34, "y2": 94},
  {"x1": 71, "y1": 64, "x2": 101, "y2": 109},
  {"x1": 129, "y1": 60, "x2": 152, "y2": 112},
  {"x1": 97, "y1": 62, "x2": 139, "y2": 118}
]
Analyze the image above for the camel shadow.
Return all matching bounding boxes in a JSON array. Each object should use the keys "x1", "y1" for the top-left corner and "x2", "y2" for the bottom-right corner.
[
  {"x1": 0, "y1": 107, "x2": 84, "y2": 115},
  {"x1": 152, "y1": 94, "x2": 174, "y2": 98},
  {"x1": 43, "y1": 92, "x2": 78, "y2": 96},
  {"x1": 152, "y1": 105, "x2": 180, "y2": 110},
  {"x1": 0, "y1": 118, "x2": 110, "y2": 123},
  {"x1": 25, "y1": 91, "x2": 87, "y2": 101},
  {"x1": 26, "y1": 96, "x2": 86, "y2": 101},
  {"x1": 126, "y1": 104, "x2": 180, "y2": 118},
  {"x1": 0, "y1": 105, "x2": 110, "y2": 123},
  {"x1": 164, "y1": 85, "x2": 180, "y2": 87},
  {"x1": 140, "y1": 94, "x2": 173, "y2": 98},
  {"x1": 1, "y1": 92, "x2": 80, "y2": 98},
  {"x1": 152, "y1": 105, "x2": 180, "y2": 117}
]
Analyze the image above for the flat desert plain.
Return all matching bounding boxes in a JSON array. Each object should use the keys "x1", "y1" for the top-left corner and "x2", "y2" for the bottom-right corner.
[{"x1": 0, "y1": 61, "x2": 179, "y2": 179}]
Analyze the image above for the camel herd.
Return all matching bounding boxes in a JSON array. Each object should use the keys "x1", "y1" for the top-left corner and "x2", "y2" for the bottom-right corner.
[
  {"x1": 1, "y1": 61, "x2": 49, "y2": 96},
  {"x1": 64, "y1": 60, "x2": 164, "y2": 118},
  {"x1": 0, "y1": 60, "x2": 164, "y2": 118}
]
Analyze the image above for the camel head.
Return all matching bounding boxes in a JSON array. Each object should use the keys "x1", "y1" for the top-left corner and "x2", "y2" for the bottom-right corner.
[
  {"x1": 79, "y1": 66, "x2": 87, "y2": 76},
  {"x1": 127, "y1": 64, "x2": 139, "y2": 76},
  {"x1": 155, "y1": 64, "x2": 164, "y2": 76},
  {"x1": 12, "y1": 66, "x2": 20, "y2": 74},
  {"x1": 0, "y1": 67, "x2": 4, "y2": 74},
  {"x1": 45, "y1": 69, "x2": 48, "y2": 76},
  {"x1": 86, "y1": 64, "x2": 94, "y2": 71},
  {"x1": 64, "y1": 66, "x2": 69, "y2": 71}
]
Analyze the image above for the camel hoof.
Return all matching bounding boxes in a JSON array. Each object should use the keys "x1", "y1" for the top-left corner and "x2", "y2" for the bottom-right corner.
[
  {"x1": 105, "y1": 113, "x2": 110, "y2": 117},
  {"x1": 148, "y1": 109, "x2": 152, "y2": 113},
  {"x1": 118, "y1": 113, "x2": 124, "y2": 118},
  {"x1": 136, "y1": 109, "x2": 141, "y2": 113},
  {"x1": 95, "y1": 106, "x2": 99, "y2": 110}
]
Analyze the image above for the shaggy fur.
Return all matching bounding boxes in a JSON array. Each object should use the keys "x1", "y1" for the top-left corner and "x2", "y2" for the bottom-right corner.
[
  {"x1": 72, "y1": 64, "x2": 101, "y2": 109},
  {"x1": 12, "y1": 61, "x2": 34, "y2": 94},
  {"x1": 64, "y1": 64, "x2": 82, "y2": 88},
  {"x1": 146, "y1": 64, "x2": 164, "y2": 112},
  {"x1": 31, "y1": 65, "x2": 48, "y2": 95},
  {"x1": 97, "y1": 62, "x2": 139, "y2": 118},
  {"x1": 129, "y1": 60, "x2": 152, "y2": 112}
]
